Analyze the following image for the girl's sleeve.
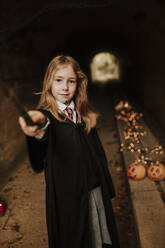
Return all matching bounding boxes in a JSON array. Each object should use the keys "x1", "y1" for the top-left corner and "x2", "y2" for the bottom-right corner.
[
  {"x1": 26, "y1": 108, "x2": 51, "y2": 173},
  {"x1": 35, "y1": 117, "x2": 50, "y2": 139},
  {"x1": 26, "y1": 135, "x2": 48, "y2": 173},
  {"x1": 91, "y1": 127, "x2": 116, "y2": 198}
]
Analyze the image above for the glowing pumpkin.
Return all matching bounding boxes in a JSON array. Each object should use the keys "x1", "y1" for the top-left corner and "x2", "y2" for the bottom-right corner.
[
  {"x1": 127, "y1": 162, "x2": 146, "y2": 180},
  {"x1": 147, "y1": 162, "x2": 165, "y2": 181}
]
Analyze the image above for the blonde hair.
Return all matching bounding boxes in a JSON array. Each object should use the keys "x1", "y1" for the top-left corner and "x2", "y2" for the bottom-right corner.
[{"x1": 37, "y1": 55, "x2": 99, "y2": 133}]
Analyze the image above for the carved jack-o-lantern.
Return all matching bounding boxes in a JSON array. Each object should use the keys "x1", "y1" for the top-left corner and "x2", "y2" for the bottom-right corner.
[
  {"x1": 147, "y1": 162, "x2": 165, "y2": 181},
  {"x1": 127, "y1": 162, "x2": 146, "y2": 180}
]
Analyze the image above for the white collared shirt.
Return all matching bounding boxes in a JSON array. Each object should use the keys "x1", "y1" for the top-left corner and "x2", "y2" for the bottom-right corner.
[{"x1": 56, "y1": 100, "x2": 77, "y2": 123}]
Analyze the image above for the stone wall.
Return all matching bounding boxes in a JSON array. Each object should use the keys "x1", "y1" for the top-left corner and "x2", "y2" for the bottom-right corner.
[{"x1": 0, "y1": 82, "x2": 26, "y2": 188}]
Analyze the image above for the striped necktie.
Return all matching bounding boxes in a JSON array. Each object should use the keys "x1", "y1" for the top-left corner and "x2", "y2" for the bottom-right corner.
[{"x1": 65, "y1": 107, "x2": 73, "y2": 120}]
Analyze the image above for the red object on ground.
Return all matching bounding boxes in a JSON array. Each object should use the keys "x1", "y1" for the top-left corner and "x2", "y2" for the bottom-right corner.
[{"x1": 0, "y1": 202, "x2": 5, "y2": 215}]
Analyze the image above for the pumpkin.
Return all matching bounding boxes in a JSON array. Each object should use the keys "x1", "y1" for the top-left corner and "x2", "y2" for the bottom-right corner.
[
  {"x1": 127, "y1": 162, "x2": 146, "y2": 180},
  {"x1": 147, "y1": 161, "x2": 165, "y2": 181}
]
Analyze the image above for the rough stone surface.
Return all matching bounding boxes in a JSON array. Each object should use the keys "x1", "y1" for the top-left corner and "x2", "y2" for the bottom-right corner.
[{"x1": 0, "y1": 82, "x2": 26, "y2": 190}]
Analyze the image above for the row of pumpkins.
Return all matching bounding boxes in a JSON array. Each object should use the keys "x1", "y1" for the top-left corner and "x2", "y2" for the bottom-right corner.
[{"x1": 127, "y1": 161, "x2": 165, "y2": 181}]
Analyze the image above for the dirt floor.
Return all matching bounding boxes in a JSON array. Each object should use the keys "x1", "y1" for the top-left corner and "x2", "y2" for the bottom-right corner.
[{"x1": 0, "y1": 85, "x2": 139, "y2": 248}]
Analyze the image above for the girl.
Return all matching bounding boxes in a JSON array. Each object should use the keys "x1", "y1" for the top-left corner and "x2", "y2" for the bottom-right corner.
[{"x1": 19, "y1": 55, "x2": 120, "y2": 248}]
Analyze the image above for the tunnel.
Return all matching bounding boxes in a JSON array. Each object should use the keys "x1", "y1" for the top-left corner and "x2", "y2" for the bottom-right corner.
[
  {"x1": 0, "y1": 1, "x2": 165, "y2": 248},
  {"x1": 1, "y1": 1, "x2": 165, "y2": 118}
]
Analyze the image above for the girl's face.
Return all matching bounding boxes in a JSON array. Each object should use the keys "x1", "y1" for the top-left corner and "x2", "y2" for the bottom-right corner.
[{"x1": 51, "y1": 64, "x2": 77, "y2": 105}]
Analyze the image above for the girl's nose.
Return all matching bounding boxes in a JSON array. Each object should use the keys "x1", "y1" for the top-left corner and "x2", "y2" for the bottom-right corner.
[{"x1": 63, "y1": 81, "x2": 68, "y2": 90}]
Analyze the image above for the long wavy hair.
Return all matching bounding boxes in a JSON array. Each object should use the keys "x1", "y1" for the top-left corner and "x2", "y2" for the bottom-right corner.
[{"x1": 37, "y1": 55, "x2": 99, "y2": 133}]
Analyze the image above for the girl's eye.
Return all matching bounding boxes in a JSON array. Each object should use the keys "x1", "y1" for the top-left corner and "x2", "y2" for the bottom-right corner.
[
  {"x1": 69, "y1": 80, "x2": 75, "y2": 83},
  {"x1": 56, "y1": 79, "x2": 62, "y2": 82}
]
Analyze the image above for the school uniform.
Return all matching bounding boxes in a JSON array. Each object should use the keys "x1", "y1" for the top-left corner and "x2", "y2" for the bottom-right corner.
[{"x1": 26, "y1": 100, "x2": 120, "y2": 248}]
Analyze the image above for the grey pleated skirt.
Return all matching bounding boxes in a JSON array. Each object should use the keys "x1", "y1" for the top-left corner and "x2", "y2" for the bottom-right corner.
[{"x1": 88, "y1": 186, "x2": 112, "y2": 248}]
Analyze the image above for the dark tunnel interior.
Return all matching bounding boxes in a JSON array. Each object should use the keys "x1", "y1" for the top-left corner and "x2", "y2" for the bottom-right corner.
[{"x1": 1, "y1": 0, "x2": 165, "y2": 123}]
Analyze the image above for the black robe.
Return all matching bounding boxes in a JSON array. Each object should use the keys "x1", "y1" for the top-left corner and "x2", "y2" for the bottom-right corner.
[{"x1": 26, "y1": 109, "x2": 120, "y2": 248}]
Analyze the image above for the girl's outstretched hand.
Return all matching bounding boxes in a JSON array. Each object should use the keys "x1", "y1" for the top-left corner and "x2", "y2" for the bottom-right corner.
[{"x1": 18, "y1": 110, "x2": 46, "y2": 137}]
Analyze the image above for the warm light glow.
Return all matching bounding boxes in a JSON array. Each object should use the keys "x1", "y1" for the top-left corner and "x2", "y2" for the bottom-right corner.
[{"x1": 90, "y1": 52, "x2": 120, "y2": 83}]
